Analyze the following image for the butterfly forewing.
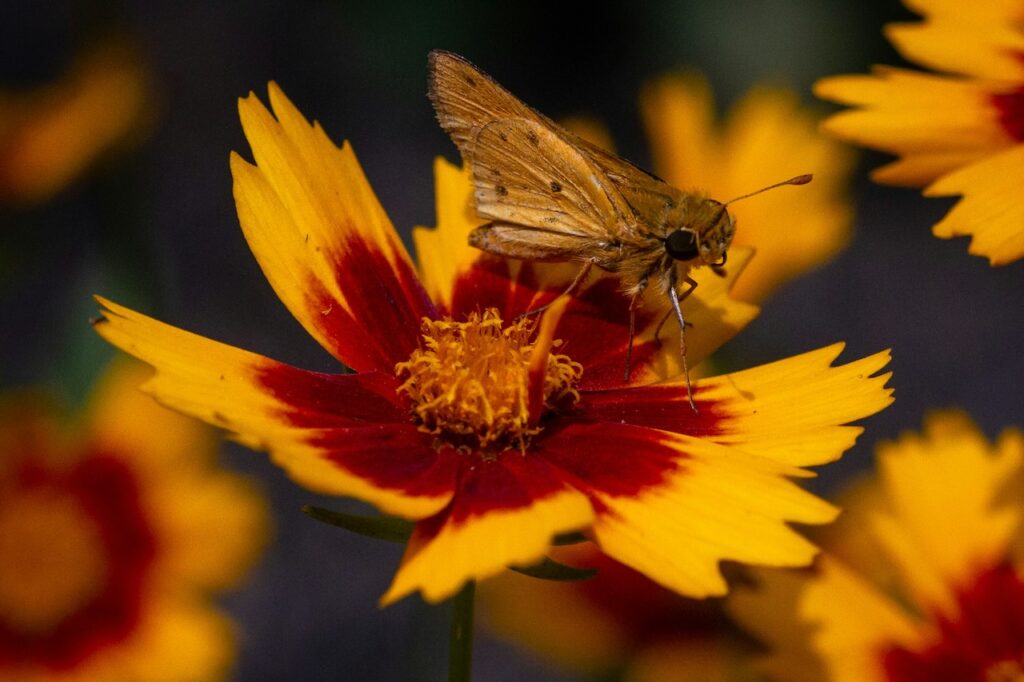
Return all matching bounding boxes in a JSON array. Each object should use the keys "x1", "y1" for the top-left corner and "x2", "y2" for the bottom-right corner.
[
  {"x1": 471, "y1": 119, "x2": 628, "y2": 239},
  {"x1": 429, "y1": 51, "x2": 541, "y2": 157}
]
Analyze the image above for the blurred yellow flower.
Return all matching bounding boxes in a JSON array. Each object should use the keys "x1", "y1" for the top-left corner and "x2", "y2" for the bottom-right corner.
[
  {"x1": 0, "y1": 362, "x2": 268, "y2": 680},
  {"x1": 730, "y1": 411, "x2": 1024, "y2": 682},
  {"x1": 641, "y1": 73, "x2": 856, "y2": 303},
  {"x1": 0, "y1": 40, "x2": 151, "y2": 205},
  {"x1": 815, "y1": 1, "x2": 1024, "y2": 264},
  {"x1": 481, "y1": 542, "x2": 748, "y2": 682}
]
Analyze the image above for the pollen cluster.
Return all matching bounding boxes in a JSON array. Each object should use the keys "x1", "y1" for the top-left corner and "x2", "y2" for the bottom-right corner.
[{"x1": 395, "y1": 309, "x2": 582, "y2": 451}]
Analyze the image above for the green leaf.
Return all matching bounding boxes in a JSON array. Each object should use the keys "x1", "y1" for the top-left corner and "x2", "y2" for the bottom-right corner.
[
  {"x1": 510, "y1": 556, "x2": 597, "y2": 582},
  {"x1": 302, "y1": 506, "x2": 413, "y2": 543}
]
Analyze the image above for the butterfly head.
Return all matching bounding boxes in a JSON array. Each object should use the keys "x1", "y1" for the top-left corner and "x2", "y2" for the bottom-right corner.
[
  {"x1": 664, "y1": 202, "x2": 733, "y2": 268},
  {"x1": 664, "y1": 173, "x2": 813, "y2": 269}
]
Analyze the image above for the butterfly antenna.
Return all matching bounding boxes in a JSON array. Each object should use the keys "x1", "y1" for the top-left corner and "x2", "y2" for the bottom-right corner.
[{"x1": 724, "y1": 174, "x2": 812, "y2": 207}]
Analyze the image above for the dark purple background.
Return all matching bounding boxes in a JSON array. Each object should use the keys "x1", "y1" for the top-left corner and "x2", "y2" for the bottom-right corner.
[{"x1": 3, "y1": 1, "x2": 1022, "y2": 680}]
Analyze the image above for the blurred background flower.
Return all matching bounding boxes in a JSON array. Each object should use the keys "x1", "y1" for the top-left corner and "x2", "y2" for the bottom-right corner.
[
  {"x1": 3, "y1": 1, "x2": 1023, "y2": 680},
  {"x1": 815, "y1": 0, "x2": 1024, "y2": 264},
  {"x1": 730, "y1": 411, "x2": 1024, "y2": 682},
  {"x1": 0, "y1": 361, "x2": 268, "y2": 680},
  {"x1": 480, "y1": 542, "x2": 752, "y2": 682},
  {"x1": 0, "y1": 39, "x2": 151, "y2": 206}
]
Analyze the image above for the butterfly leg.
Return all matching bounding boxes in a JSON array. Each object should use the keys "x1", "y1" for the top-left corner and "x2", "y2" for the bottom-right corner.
[
  {"x1": 623, "y1": 276, "x2": 648, "y2": 383},
  {"x1": 668, "y1": 268, "x2": 699, "y2": 413},
  {"x1": 653, "y1": 275, "x2": 697, "y2": 346},
  {"x1": 519, "y1": 258, "x2": 596, "y2": 318},
  {"x1": 653, "y1": 306, "x2": 696, "y2": 348}
]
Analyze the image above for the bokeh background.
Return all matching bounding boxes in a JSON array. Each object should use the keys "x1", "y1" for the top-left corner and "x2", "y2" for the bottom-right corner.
[{"x1": 2, "y1": 1, "x2": 1022, "y2": 680}]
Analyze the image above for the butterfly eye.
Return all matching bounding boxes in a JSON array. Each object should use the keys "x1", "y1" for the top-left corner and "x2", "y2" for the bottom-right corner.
[{"x1": 665, "y1": 229, "x2": 699, "y2": 261}]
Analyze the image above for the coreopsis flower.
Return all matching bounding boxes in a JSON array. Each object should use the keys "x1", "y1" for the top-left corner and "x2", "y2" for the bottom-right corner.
[
  {"x1": 641, "y1": 74, "x2": 856, "y2": 302},
  {"x1": 815, "y1": 1, "x2": 1024, "y2": 264},
  {"x1": 730, "y1": 411, "x2": 1024, "y2": 682},
  {"x1": 0, "y1": 362, "x2": 267, "y2": 680},
  {"x1": 95, "y1": 83, "x2": 893, "y2": 606},
  {"x1": 0, "y1": 40, "x2": 151, "y2": 205}
]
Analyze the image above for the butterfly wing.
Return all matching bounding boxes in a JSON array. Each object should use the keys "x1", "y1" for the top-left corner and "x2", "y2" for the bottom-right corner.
[
  {"x1": 428, "y1": 50, "x2": 540, "y2": 157},
  {"x1": 569, "y1": 134, "x2": 687, "y2": 239},
  {"x1": 429, "y1": 50, "x2": 634, "y2": 259},
  {"x1": 468, "y1": 223, "x2": 597, "y2": 262},
  {"x1": 470, "y1": 118, "x2": 631, "y2": 237}
]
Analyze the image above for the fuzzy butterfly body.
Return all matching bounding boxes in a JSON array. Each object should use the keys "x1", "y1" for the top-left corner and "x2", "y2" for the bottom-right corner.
[{"x1": 427, "y1": 49, "x2": 809, "y2": 403}]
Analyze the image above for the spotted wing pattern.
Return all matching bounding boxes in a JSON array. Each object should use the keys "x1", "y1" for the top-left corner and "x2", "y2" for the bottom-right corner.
[{"x1": 430, "y1": 50, "x2": 635, "y2": 260}]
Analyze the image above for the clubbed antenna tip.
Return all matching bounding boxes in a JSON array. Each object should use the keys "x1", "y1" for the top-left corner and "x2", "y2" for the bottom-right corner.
[{"x1": 724, "y1": 173, "x2": 813, "y2": 206}]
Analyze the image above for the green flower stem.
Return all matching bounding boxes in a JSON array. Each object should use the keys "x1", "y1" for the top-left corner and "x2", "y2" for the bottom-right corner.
[{"x1": 448, "y1": 581, "x2": 475, "y2": 682}]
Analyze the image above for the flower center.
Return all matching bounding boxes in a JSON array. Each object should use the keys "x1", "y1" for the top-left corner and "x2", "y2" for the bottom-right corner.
[
  {"x1": 395, "y1": 308, "x2": 582, "y2": 451},
  {"x1": 0, "y1": 488, "x2": 107, "y2": 634}
]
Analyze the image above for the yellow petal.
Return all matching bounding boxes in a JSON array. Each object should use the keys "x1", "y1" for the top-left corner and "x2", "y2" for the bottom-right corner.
[
  {"x1": 697, "y1": 343, "x2": 894, "y2": 467},
  {"x1": 93, "y1": 297, "x2": 454, "y2": 519},
  {"x1": 561, "y1": 114, "x2": 615, "y2": 152},
  {"x1": 816, "y1": 474, "x2": 903, "y2": 594},
  {"x1": 149, "y1": 471, "x2": 269, "y2": 591},
  {"x1": 800, "y1": 556, "x2": 925, "y2": 682},
  {"x1": 816, "y1": 68, "x2": 1010, "y2": 157},
  {"x1": 381, "y1": 459, "x2": 593, "y2": 605},
  {"x1": 869, "y1": 149, "x2": 991, "y2": 186},
  {"x1": 85, "y1": 359, "x2": 217, "y2": 473},
  {"x1": 96, "y1": 595, "x2": 237, "y2": 682},
  {"x1": 720, "y1": 86, "x2": 856, "y2": 301},
  {"x1": 640, "y1": 72, "x2": 720, "y2": 190},
  {"x1": 591, "y1": 433, "x2": 837, "y2": 599},
  {"x1": 83, "y1": 361, "x2": 271, "y2": 591},
  {"x1": 885, "y1": 14, "x2": 1024, "y2": 81},
  {"x1": 926, "y1": 144, "x2": 1024, "y2": 264},
  {"x1": 726, "y1": 566, "x2": 830, "y2": 682},
  {"x1": 731, "y1": 409, "x2": 1024, "y2": 682},
  {"x1": 233, "y1": 83, "x2": 433, "y2": 371},
  {"x1": 732, "y1": 557, "x2": 923, "y2": 682},
  {"x1": 411, "y1": 158, "x2": 483, "y2": 310},
  {"x1": 868, "y1": 410, "x2": 1024, "y2": 616}
]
